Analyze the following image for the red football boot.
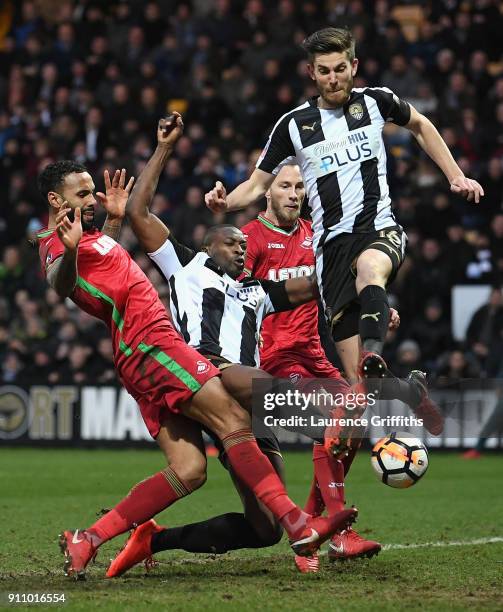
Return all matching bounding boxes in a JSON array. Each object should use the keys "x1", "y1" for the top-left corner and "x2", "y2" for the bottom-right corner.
[
  {"x1": 106, "y1": 519, "x2": 164, "y2": 578},
  {"x1": 290, "y1": 507, "x2": 358, "y2": 557},
  {"x1": 407, "y1": 370, "x2": 444, "y2": 435},
  {"x1": 328, "y1": 527, "x2": 381, "y2": 561},
  {"x1": 294, "y1": 552, "x2": 320, "y2": 573},
  {"x1": 58, "y1": 529, "x2": 98, "y2": 580}
]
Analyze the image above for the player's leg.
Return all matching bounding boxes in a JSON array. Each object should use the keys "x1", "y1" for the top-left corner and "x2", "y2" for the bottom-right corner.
[
  {"x1": 216, "y1": 362, "x2": 329, "y2": 441},
  {"x1": 331, "y1": 303, "x2": 362, "y2": 383},
  {"x1": 108, "y1": 413, "x2": 287, "y2": 576},
  {"x1": 354, "y1": 248, "x2": 392, "y2": 356},
  {"x1": 298, "y1": 353, "x2": 381, "y2": 563},
  {"x1": 354, "y1": 227, "x2": 406, "y2": 357},
  {"x1": 150, "y1": 451, "x2": 285, "y2": 557},
  {"x1": 227, "y1": 451, "x2": 284, "y2": 546},
  {"x1": 107, "y1": 453, "x2": 287, "y2": 578},
  {"x1": 128, "y1": 328, "x2": 356, "y2": 558},
  {"x1": 182, "y1": 376, "x2": 357, "y2": 555},
  {"x1": 60, "y1": 413, "x2": 208, "y2": 579},
  {"x1": 319, "y1": 235, "x2": 443, "y2": 434}
]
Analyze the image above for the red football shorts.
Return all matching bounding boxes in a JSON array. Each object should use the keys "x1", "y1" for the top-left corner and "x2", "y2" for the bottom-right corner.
[
  {"x1": 261, "y1": 350, "x2": 349, "y2": 394},
  {"x1": 115, "y1": 323, "x2": 220, "y2": 438}
]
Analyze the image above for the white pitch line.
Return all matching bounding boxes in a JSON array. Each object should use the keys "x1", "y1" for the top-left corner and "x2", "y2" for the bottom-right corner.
[{"x1": 382, "y1": 537, "x2": 503, "y2": 551}]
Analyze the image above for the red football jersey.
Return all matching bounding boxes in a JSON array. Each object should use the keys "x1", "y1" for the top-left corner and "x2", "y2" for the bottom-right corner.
[
  {"x1": 241, "y1": 214, "x2": 323, "y2": 361},
  {"x1": 38, "y1": 227, "x2": 169, "y2": 358}
]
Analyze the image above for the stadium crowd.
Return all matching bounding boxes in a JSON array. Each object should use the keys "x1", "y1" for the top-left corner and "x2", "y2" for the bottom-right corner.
[{"x1": 0, "y1": 0, "x2": 502, "y2": 385}]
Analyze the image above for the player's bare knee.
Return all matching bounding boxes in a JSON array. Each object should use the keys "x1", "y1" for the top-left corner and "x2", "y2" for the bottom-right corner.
[
  {"x1": 169, "y1": 458, "x2": 207, "y2": 491},
  {"x1": 219, "y1": 398, "x2": 251, "y2": 435},
  {"x1": 356, "y1": 253, "x2": 391, "y2": 292}
]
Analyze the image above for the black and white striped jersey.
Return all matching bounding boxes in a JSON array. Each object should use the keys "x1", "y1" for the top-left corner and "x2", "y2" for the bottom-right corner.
[
  {"x1": 256, "y1": 87, "x2": 411, "y2": 250},
  {"x1": 148, "y1": 235, "x2": 294, "y2": 367}
]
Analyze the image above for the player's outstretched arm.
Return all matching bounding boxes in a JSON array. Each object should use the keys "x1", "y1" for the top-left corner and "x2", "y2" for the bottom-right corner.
[
  {"x1": 406, "y1": 105, "x2": 484, "y2": 203},
  {"x1": 284, "y1": 273, "x2": 320, "y2": 307},
  {"x1": 98, "y1": 169, "x2": 135, "y2": 241},
  {"x1": 205, "y1": 168, "x2": 275, "y2": 213},
  {"x1": 47, "y1": 206, "x2": 81, "y2": 297},
  {"x1": 126, "y1": 114, "x2": 184, "y2": 253},
  {"x1": 262, "y1": 273, "x2": 319, "y2": 316}
]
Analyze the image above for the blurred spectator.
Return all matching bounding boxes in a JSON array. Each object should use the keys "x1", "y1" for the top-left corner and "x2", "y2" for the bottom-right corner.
[
  {"x1": 408, "y1": 299, "x2": 452, "y2": 371},
  {"x1": 462, "y1": 390, "x2": 503, "y2": 459},
  {"x1": 1, "y1": 351, "x2": 24, "y2": 383},
  {"x1": 0, "y1": 1, "x2": 502, "y2": 384},
  {"x1": 381, "y1": 54, "x2": 420, "y2": 98},
  {"x1": 57, "y1": 343, "x2": 93, "y2": 385},
  {"x1": 91, "y1": 337, "x2": 117, "y2": 384},
  {"x1": 465, "y1": 287, "x2": 503, "y2": 372},
  {"x1": 436, "y1": 349, "x2": 480, "y2": 384},
  {"x1": 392, "y1": 340, "x2": 422, "y2": 378}
]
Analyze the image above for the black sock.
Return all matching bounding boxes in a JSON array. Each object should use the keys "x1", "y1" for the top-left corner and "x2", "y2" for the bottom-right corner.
[
  {"x1": 359, "y1": 285, "x2": 390, "y2": 354},
  {"x1": 151, "y1": 513, "x2": 272, "y2": 555}
]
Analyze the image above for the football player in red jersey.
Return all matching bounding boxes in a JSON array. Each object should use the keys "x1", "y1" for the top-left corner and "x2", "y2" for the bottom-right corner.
[
  {"x1": 106, "y1": 116, "x2": 363, "y2": 578},
  {"x1": 242, "y1": 163, "x2": 382, "y2": 571},
  {"x1": 37, "y1": 144, "x2": 356, "y2": 578}
]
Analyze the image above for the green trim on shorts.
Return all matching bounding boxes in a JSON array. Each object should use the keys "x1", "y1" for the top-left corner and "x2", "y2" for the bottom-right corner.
[{"x1": 137, "y1": 342, "x2": 202, "y2": 392}]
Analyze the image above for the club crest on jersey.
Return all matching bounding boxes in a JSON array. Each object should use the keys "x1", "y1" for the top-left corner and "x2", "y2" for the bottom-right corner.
[
  {"x1": 348, "y1": 103, "x2": 364, "y2": 120},
  {"x1": 268, "y1": 243, "x2": 285, "y2": 249},
  {"x1": 290, "y1": 372, "x2": 302, "y2": 384},
  {"x1": 196, "y1": 360, "x2": 210, "y2": 374}
]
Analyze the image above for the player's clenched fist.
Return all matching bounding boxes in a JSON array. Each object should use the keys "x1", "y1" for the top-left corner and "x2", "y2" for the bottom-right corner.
[
  {"x1": 450, "y1": 175, "x2": 484, "y2": 204},
  {"x1": 157, "y1": 113, "x2": 184, "y2": 147},
  {"x1": 205, "y1": 181, "x2": 228, "y2": 212},
  {"x1": 56, "y1": 204, "x2": 82, "y2": 251}
]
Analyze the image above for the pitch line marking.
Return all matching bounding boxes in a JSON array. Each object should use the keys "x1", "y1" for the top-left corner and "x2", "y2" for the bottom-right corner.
[{"x1": 382, "y1": 537, "x2": 503, "y2": 551}]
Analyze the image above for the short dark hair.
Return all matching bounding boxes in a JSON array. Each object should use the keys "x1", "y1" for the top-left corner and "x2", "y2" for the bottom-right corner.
[
  {"x1": 202, "y1": 224, "x2": 239, "y2": 248},
  {"x1": 301, "y1": 27, "x2": 355, "y2": 63},
  {"x1": 37, "y1": 160, "x2": 88, "y2": 200}
]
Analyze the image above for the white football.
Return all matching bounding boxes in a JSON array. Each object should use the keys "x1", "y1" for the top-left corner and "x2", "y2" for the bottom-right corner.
[{"x1": 371, "y1": 431, "x2": 429, "y2": 488}]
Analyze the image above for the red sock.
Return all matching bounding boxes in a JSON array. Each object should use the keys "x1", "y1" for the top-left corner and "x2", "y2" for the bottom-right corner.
[
  {"x1": 222, "y1": 429, "x2": 307, "y2": 539},
  {"x1": 303, "y1": 445, "x2": 326, "y2": 516},
  {"x1": 342, "y1": 445, "x2": 359, "y2": 476},
  {"x1": 312, "y1": 443, "x2": 345, "y2": 515},
  {"x1": 88, "y1": 467, "x2": 191, "y2": 544}
]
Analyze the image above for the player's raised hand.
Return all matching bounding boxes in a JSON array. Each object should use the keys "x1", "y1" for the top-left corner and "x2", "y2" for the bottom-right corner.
[
  {"x1": 158, "y1": 113, "x2": 184, "y2": 147},
  {"x1": 56, "y1": 204, "x2": 82, "y2": 251},
  {"x1": 450, "y1": 175, "x2": 484, "y2": 204},
  {"x1": 388, "y1": 308, "x2": 400, "y2": 331},
  {"x1": 205, "y1": 181, "x2": 228, "y2": 212},
  {"x1": 96, "y1": 168, "x2": 134, "y2": 219}
]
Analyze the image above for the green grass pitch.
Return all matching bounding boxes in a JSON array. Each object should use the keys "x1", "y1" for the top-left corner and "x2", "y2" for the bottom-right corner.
[{"x1": 0, "y1": 448, "x2": 501, "y2": 611}]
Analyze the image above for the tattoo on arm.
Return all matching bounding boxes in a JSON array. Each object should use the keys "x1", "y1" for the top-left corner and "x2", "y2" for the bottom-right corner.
[
  {"x1": 101, "y1": 217, "x2": 123, "y2": 242},
  {"x1": 46, "y1": 251, "x2": 78, "y2": 297}
]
